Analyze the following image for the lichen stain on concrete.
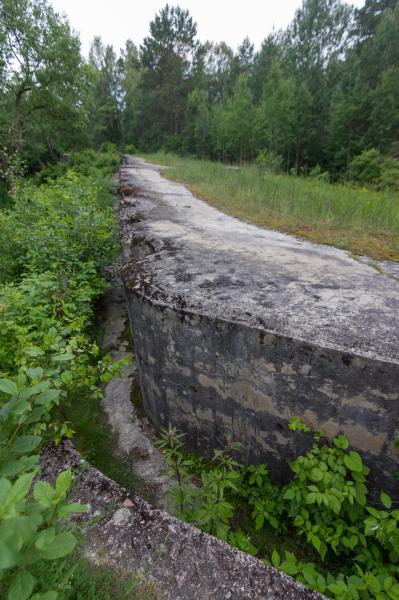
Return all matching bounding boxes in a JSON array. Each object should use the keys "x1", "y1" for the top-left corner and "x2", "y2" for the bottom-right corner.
[{"x1": 120, "y1": 156, "x2": 399, "y2": 496}]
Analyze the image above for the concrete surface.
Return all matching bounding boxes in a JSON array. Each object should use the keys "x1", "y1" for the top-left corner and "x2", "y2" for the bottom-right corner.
[
  {"x1": 119, "y1": 156, "x2": 399, "y2": 495},
  {"x1": 40, "y1": 440, "x2": 324, "y2": 600}
]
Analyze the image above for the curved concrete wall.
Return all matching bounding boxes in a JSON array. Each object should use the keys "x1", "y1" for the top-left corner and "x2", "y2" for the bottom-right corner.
[
  {"x1": 126, "y1": 292, "x2": 399, "y2": 495},
  {"x1": 120, "y1": 156, "x2": 399, "y2": 497}
]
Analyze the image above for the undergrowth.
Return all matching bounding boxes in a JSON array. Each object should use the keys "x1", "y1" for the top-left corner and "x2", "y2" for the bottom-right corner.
[
  {"x1": 0, "y1": 147, "x2": 127, "y2": 599},
  {"x1": 157, "y1": 421, "x2": 399, "y2": 600}
]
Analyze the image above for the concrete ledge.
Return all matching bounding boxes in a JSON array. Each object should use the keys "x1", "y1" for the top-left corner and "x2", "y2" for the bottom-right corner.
[
  {"x1": 120, "y1": 156, "x2": 399, "y2": 495},
  {"x1": 40, "y1": 441, "x2": 323, "y2": 600}
]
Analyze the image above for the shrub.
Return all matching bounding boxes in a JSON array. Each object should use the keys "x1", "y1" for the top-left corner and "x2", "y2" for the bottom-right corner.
[
  {"x1": 349, "y1": 149, "x2": 399, "y2": 190},
  {"x1": 0, "y1": 149, "x2": 125, "y2": 598},
  {"x1": 158, "y1": 421, "x2": 399, "y2": 600},
  {"x1": 256, "y1": 149, "x2": 283, "y2": 173},
  {"x1": 124, "y1": 144, "x2": 137, "y2": 155}
]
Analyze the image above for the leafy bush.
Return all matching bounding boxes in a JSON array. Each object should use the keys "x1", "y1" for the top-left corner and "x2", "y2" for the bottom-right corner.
[
  {"x1": 158, "y1": 421, "x2": 399, "y2": 599},
  {"x1": 124, "y1": 144, "x2": 137, "y2": 155},
  {"x1": 0, "y1": 171, "x2": 117, "y2": 285},
  {"x1": 256, "y1": 149, "x2": 283, "y2": 173},
  {"x1": 0, "y1": 149, "x2": 125, "y2": 598},
  {"x1": 349, "y1": 149, "x2": 399, "y2": 190},
  {"x1": 308, "y1": 164, "x2": 330, "y2": 182},
  {"x1": 0, "y1": 467, "x2": 88, "y2": 599}
]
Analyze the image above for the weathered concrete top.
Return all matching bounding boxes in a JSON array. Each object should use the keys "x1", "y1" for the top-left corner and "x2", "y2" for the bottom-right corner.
[
  {"x1": 40, "y1": 440, "x2": 323, "y2": 600},
  {"x1": 121, "y1": 156, "x2": 399, "y2": 364}
]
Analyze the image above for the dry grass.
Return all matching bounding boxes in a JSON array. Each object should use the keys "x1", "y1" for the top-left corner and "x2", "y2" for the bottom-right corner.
[{"x1": 141, "y1": 153, "x2": 399, "y2": 262}]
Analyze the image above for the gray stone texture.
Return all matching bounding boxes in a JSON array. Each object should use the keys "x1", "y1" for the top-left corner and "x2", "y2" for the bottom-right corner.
[
  {"x1": 120, "y1": 156, "x2": 399, "y2": 495},
  {"x1": 40, "y1": 441, "x2": 323, "y2": 599}
]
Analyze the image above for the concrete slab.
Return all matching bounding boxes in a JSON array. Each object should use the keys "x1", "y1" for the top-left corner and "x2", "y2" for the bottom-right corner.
[
  {"x1": 122, "y1": 157, "x2": 399, "y2": 363},
  {"x1": 120, "y1": 156, "x2": 399, "y2": 495}
]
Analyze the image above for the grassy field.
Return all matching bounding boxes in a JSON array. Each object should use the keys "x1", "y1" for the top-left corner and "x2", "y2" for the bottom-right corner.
[{"x1": 141, "y1": 153, "x2": 399, "y2": 262}]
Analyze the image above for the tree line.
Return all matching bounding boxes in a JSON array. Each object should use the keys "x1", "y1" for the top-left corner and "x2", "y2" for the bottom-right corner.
[{"x1": 1, "y1": 0, "x2": 399, "y2": 180}]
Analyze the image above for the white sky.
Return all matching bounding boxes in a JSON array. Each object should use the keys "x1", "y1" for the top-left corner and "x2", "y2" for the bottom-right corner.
[{"x1": 50, "y1": 0, "x2": 366, "y2": 57}]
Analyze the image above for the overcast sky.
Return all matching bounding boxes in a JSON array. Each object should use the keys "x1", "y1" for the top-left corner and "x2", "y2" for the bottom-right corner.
[{"x1": 50, "y1": 0, "x2": 366, "y2": 57}]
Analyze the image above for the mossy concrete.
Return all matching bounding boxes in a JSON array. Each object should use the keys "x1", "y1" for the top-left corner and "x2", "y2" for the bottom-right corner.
[
  {"x1": 40, "y1": 440, "x2": 323, "y2": 600},
  {"x1": 120, "y1": 156, "x2": 399, "y2": 495}
]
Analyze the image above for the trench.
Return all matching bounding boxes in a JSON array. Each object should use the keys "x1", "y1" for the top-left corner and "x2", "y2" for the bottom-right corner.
[{"x1": 66, "y1": 283, "x2": 169, "y2": 508}]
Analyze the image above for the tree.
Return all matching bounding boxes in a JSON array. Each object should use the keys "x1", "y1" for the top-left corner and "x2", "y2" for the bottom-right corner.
[
  {"x1": 182, "y1": 89, "x2": 210, "y2": 156},
  {"x1": 354, "y1": 0, "x2": 398, "y2": 39},
  {"x1": 255, "y1": 62, "x2": 296, "y2": 169},
  {"x1": 87, "y1": 37, "x2": 122, "y2": 148},
  {"x1": 234, "y1": 37, "x2": 255, "y2": 78},
  {"x1": 223, "y1": 75, "x2": 255, "y2": 162},
  {"x1": 285, "y1": 0, "x2": 354, "y2": 168},
  {"x1": 250, "y1": 33, "x2": 283, "y2": 104},
  {"x1": 119, "y1": 40, "x2": 141, "y2": 147},
  {"x1": 203, "y1": 42, "x2": 235, "y2": 103},
  {"x1": 0, "y1": 0, "x2": 85, "y2": 164},
  {"x1": 138, "y1": 4, "x2": 199, "y2": 148}
]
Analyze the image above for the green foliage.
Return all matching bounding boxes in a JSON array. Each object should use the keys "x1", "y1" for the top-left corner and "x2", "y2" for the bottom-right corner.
[
  {"x1": 124, "y1": 144, "x2": 137, "y2": 155},
  {"x1": 256, "y1": 150, "x2": 283, "y2": 173},
  {"x1": 159, "y1": 419, "x2": 399, "y2": 599},
  {"x1": 28, "y1": 552, "x2": 145, "y2": 599},
  {"x1": 0, "y1": 149, "x2": 124, "y2": 598},
  {"x1": 349, "y1": 149, "x2": 399, "y2": 190},
  {"x1": 0, "y1": 167, "x2": 118, "y2": 284},
  {"x1": 0, "y1": 0, "x2": 87, "y2": 167},
  {"x1": 0, "y1": 468, "x2": 89, "y2": 599}
]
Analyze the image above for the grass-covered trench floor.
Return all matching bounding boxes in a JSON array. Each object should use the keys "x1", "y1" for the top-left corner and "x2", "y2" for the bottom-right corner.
[{"x1": 140, "y1": 153, "x2": 399, "y2": 262}]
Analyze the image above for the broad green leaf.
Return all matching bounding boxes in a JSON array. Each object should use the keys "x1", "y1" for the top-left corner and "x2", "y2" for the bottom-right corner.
[
  {"x1": 33, "y1": 480, "x2": 54, "y2": 508},
  {"x1": 23, "y1": 347, "x2": 45, "y2": 357},
  {"x1": 255, "y1": 514, "x2": 264, "y2": 530},
  {"x1": 0, "y1": 540, "x2": 17, "y2": 569},
  {"x1": 11, "y1": 435, "x2": 41, "y2": 454},
  {"x1": 333, "y1": 435, "x2": 349, "y2": 450},
  {"x1": 6, "y1": 473, "x2": 35, "y2": 506},
  {"x1": 39, "y1": 531, "x2": 76, "y2": 559},
  {"x1": 35, "y1": 527, "x2": 56, "y2": 551},
  {"x1": 60, "y1": 371, "x2": 73, "y2": 385},
  {"x1": 380, "y1": 491, "x2": 392, "y2": 510},
  {"x1": 58, "y1": 502, "x2": 89, "y2": 518},
  {"x1": 271, "y1": 549, "x2": 281, "y2": 567},
  {"x1": 20, "y1": 383, "x2": 47, "y2": 400},
  {"x1": 0, "y1": 477, "x2": 12, "y2": 504},
  {"x1": 344, "y1": 451, "x2": 363, "y2": 473},
  {"x1": 52, "y1": 353, "x2": 74, "y2": 362},
  {"x1": 55, "y1": 469, "x2": 72, "y2": 498},
  {"x1": 7, "y1": 569, "x2": 35, "y2": 600},
  {"x1": 0, "y1": 455, "x2": 39, "y2": 477},
  {"x1": 306, "y1": 492, "x2": 317, "y2": 504},
  {"x1": 329, "y1": 495, "x2": 341, "y2": 515},
  {"x1": 35, "y1": 389, "x2": 60, "y2": 405},
  {"x1": 283, "y1": 488, "x2": 295, "y2": 500},
  {"x1": 310, "y1": 467, "x2": 323, "y2": 482},
  {"x1": 26, "y1": 367, "x2": 44, "y2": 381},
  {"x1": 0, "y1": 379, "x2": 18, "y2": 396},
  {"x1": 281, "y1": 560, "x2": 299, "y2": 575}
]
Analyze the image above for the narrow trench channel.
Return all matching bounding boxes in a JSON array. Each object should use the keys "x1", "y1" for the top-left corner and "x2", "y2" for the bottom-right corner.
[{"x1": 65, "y1": 283, "x2": 169, "y2": 508}]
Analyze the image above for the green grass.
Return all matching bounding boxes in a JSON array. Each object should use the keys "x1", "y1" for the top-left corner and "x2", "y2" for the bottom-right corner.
[
  {"x1": 141, "y1": 153, "x2": 399, "y2": 262},
  {"x1": 30, "y1": 550, "x2": 160, "y2": 599},
  {"x1": 65, "y1": 388, "x2": 141, "y2": 496}
]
